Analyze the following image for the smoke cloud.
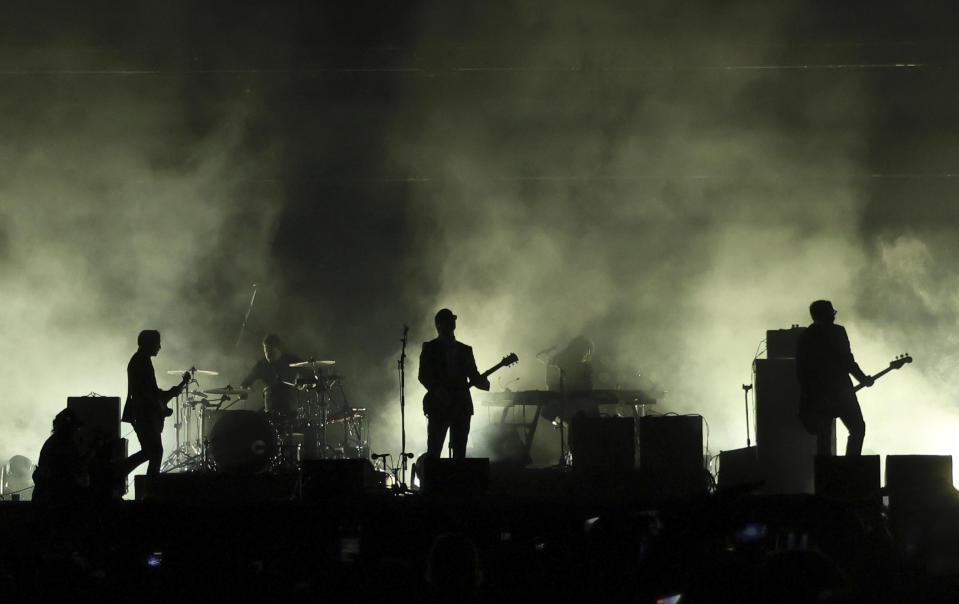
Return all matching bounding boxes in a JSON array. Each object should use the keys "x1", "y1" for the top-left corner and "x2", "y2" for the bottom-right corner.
[{"x1": 0, "y1": 63, "x2": 282, "y2": 466}]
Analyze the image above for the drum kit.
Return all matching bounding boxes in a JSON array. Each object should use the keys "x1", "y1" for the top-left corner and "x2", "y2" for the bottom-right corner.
[{"x1": 160, "y1": 359, "x2": 369, "y2": 475}]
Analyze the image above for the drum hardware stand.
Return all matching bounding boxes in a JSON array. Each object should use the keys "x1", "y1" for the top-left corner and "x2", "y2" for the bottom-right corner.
[
  {"x1": 307, "y1": 381, "x2": 332, "y2": 460},
  {"x1": 317, "y1": 379, "x2": 333, "y2": 458},
  {"x1": 196, "y1": 396, "x2": 223, "y2": 472},
  {"x1": 334, "y1": 378, "x2": 369, "y2": 459},
  {"x1": 298, "y1": 369, "x2": 337, "y2": 460},
  {"x1": 161, "y1": 368, "x2": 202, "y2": 472}
]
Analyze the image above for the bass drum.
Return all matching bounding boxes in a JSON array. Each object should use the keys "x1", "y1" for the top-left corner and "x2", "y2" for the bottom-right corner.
[{"x1": 208, "y1": 410, "x2": 277, "y2": 474}]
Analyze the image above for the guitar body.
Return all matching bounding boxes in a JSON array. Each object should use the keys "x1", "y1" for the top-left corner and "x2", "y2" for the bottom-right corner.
[
  {"x1": 158, "y1": 372, "x2": 191, "y2": 419},
  {"x1": 422, "y1": 389, "x2": 470, "y2": 417},
  {"x1": 159, "y1": 388, "x2": 179, "y2": 418},
  {"x1": 422, "y1": 352, "x2": 519, "y2": 417}
]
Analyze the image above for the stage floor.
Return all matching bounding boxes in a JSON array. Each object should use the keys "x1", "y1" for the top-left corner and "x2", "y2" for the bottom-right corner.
[{"x1": 1, "y1": 466, "x2": 957, "y2": 603}]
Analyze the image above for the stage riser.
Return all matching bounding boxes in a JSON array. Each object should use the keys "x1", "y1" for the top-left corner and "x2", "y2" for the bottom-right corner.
[{"x1": 137, "y1": 460, "x2": 386, "y2": 502}]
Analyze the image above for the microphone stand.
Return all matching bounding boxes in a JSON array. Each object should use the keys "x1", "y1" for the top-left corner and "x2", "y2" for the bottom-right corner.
[
  {"x1": 398, "y1": 325, "x2": 410, "y2": 489},
  {"x1": 234, "y1": 282, "x2": 257, "y2": 349},
  {"x1": 742, "y1": 384, "x2": 753, "y2": 448},
  {"x1": 558, "y1": 367, "x2": 568, "y2": 467}
]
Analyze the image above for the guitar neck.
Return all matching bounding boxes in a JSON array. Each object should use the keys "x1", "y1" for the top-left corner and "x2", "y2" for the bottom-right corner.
[
  {"x1": 853, "y1": 366, "x2": 895, "y2": 392},
  {"x1": 481, "y1": 363, "x2": 505, "y2": 380}
]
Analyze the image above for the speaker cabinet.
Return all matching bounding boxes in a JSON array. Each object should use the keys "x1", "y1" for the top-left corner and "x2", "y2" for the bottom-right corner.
[
  {"x1": 766, "y1": 327, "x2": 806, "y2": 359},
  {"x1": 718, "y1": 447, "x2": 761, "y2": 490},
  {"x1": 639, "y1": 415, "x2": 705, "y2": 495},
  {"x1": 68, "y1": 396, "x2": 121, "y2": 459},
  {"x1": 569, "y1": 416, "x2": 635, "y2": 474},
  {"x1": 754, "y1": 358, "x2": 833, "y2": 494},
  {"x1": 885, "y1": 455, "x2": 953, "y2": 496},
  {"x1": 884, "y1": 455, "x2": 955, "y2": 550},
  {"x1": 67, "y1": 396, "x2": 120, "y2": 439}
]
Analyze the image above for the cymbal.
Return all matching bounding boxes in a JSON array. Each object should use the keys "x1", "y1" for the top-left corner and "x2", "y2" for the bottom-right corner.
[
  {"x1": 203, "y1": 387, "x2": 249, "y2": 397},
  {"x1": 289, "y1": 359, "x2": 335, "y2": 368},
  {"x1": 281, "y1": 381, "x2": 323, "y2": 390},
  {"x1": 167, "y1": 369, "x2": 219, "y2": 376},
  {"x1": 183, "y1": 398, "x2": 219, "y2": 408},
  {"x1": 327, "y1": 408, "x2": 366, "y2": 424}
]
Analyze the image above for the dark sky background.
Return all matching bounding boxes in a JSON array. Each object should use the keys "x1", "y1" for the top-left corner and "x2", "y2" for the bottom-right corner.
[{"x1": 3, "y1": 1, "x2": 959, "y2": 477}]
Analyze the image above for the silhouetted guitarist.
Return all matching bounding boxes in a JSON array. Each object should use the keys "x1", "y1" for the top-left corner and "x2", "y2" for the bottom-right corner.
[
  {"x1": 796, "y1": 300, "x2": 873, "y2": 456},
  {"x1": 419, "y1": 308, "x2": 490, "y2": 459},
  {"x1": 122, "y1": 330, "x2": 188, "y2": 477}
]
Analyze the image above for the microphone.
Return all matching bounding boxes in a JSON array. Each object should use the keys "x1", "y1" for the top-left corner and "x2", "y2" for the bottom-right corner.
[{"x1": 371, "y1": 453, "x2": 391, "y2": 460}]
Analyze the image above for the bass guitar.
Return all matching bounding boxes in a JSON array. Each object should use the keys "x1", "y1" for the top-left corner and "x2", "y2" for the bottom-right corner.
[
  {"x1": 423, "y1": 353, "x2": 519, "y2": 415},
  {"x1": 854, "y1": 354, "x2": 913, "y2": 392},
  {"x1": 799, "y1": 354, "x2": 912, "y2": 434}
]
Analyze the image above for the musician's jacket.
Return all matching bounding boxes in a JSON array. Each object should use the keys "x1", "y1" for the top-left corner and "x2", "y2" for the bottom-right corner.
[
  {"x1": 121, "y1": 350, "x2": 175, "y2": 426},
  {"x1": 796, "y1": 322, "x2": 866, "y2": 413},
  {"x1": 419, "y1": 337, "x2": 485, "y2": 417},
  {"x1": 241, "y1": 353, "x2": 304, "y2": 413}
]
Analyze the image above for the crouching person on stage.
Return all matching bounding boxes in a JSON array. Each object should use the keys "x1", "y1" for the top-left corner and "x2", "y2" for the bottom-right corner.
[
  {"x1": 419, "y1": 308, "x2": 490, "y2": 460},
  {"x1": 32, "y1": 408, "x2": 89, "y2": 505}
]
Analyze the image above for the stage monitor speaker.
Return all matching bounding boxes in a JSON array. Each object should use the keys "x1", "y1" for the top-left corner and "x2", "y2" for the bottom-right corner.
[
  {"x1": 301, "y1": 459, "x2": 384, "y2": 500},
  {"x1": 570, "y1": 416, "x2": 634, "y2": 474},
  {"x1": 885, "y1": 455, "x2": 953, "y2": 496},
  {"x1": 68, "y1": 396, "x2": 121, "y2": 457},
  {"x1": 884, "y1": 455, "x2": 955, "y2": 546},
  {"x1": 67, "y1": 396, "x2": 120, "y2": 440},
  {"x1": 639, "y1": 415, "x2": 705, "y2": 495},
  {"x1": 135, "y1": 473, "x2": 297, "y2": 503},
  {"x1": 718, "y1": 447, "x2": 761, "y2": 490},
  {"x1": 639, "y1": 415, "x2": 702, "y2": 473},
  {"x1": 415, "y1": 458, "x2": 489, "y2": 497},
  {"x1": 815, "y1": 455, "x2": 880, "y2": 507}
]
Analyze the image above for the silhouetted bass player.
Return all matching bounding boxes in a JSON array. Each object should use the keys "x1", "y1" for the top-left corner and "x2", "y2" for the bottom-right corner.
[
  {"x1": 419, "y1": 308, "x2": 490, "y2": 459},
  {"x1": 796, "y1": 300, "x2": 873, "y2": 456}
]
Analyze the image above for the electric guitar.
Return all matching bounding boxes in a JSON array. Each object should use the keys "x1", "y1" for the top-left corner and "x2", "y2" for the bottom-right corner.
[
  {"x1": 423, "y1": 353, "x2": 519, "y2": 415},
  {"x1": 854, "y1": 354, "x2": 913, "y2": 392},
  {"x1": 159, "y1": 372, "x2": 192, "y2": 417}
]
